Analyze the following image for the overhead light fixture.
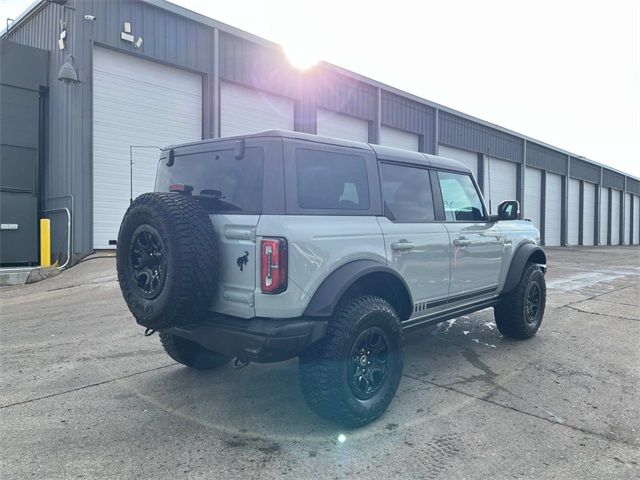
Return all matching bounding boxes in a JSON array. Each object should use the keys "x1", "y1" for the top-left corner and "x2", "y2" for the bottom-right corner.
[{"x1": 57, "y1": 54, "x2": 79, "y2": 84}]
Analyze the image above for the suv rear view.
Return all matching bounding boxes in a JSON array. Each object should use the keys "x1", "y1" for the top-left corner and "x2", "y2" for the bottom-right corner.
[{"x1": 116, "y1": 130, "x2": 546, "y2": 427}]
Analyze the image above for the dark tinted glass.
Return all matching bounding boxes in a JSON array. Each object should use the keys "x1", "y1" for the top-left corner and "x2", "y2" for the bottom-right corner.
[
  {"x1": 296, "y1": 149, "x2": 369, "y2": 210},
  {"x1": 380, "y1": 163, "x2": 435, "y2": 222},
  {"x1": 155, "y1": 148, "x2": 263, "y2": 214},
  {"x1": 437, "y1": 171, "x2": 485, "y2": 221}
]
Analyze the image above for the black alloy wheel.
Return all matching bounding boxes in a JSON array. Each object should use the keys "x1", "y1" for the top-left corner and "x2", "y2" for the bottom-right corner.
[
  {"x1": 348, "y1": 327, "x2": 390, "y2": 400},
  {"x1": 130, "y1": 225, "x2": 167, "y2": 299}
]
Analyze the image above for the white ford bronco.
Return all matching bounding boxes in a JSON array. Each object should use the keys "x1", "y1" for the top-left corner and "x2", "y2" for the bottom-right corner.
[{"x1": 116, "y1": 130, "x2": 546, "y2": 427}]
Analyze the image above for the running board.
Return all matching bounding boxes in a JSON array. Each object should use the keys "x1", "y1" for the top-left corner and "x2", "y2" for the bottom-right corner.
[{"x1": 402, "y1": 298, "x2": 499, "y2": 331}]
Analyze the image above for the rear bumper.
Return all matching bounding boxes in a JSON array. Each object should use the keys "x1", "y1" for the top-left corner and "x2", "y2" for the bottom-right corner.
[{"x1": 165, "y1": 314, "x2": 328, "y2": 363}]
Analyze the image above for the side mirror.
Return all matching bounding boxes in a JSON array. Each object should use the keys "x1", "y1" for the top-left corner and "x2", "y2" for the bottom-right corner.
[{"x1": 497, "y1": 200, "x2": 519, "y2": 221}]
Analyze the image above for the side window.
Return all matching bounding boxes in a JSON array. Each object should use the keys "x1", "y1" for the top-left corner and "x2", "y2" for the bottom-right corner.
[
  {"x1": 438, "y1": 171, "x2": 486, "y2": 222},
  {"x1": 296, "y1": 149, "x2": 369, "y2": 210},
  {"x1": 380, "y1": 163, "x2": 435, "y2": 222}
]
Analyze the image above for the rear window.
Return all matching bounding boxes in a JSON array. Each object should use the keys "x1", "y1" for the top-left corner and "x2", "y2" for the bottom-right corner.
[
  {"x1": 155, "y1": 148, "x2": 263, "y2": 214},
  {"x1": 296, "y1": 149, "x2": 369, "y2": 210}
]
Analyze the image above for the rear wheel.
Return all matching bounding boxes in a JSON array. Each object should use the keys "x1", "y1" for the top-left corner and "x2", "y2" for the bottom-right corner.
[
  {"x1": 160, "y1": 332, "x2": 231, "y2": 370},
  {"x1": 495, "y1": 263, "x2": 546, "y2": 339},
  {"x1": 299, "y1": 295, "x2": 404, "y2": 427}
]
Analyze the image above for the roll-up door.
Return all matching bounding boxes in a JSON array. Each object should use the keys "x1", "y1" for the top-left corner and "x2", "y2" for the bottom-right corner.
[
  {"x1": 316, "y1": 109, "x2": 369, "y2": 142},
  {"x1": 634, "y1": 196, "x2": 640, "y2": 244},
  {"x1": 567, "y1": 178, "x2": 580, "y2": 245},
  {"x1": 600, "y1": 187, "x2": 609, "y2": 244},
  {"x1": 92, "y1": 47, "x2": 202, "y2": 249},
  {"x1": 624, "y1": 193, "x2": 631, "y2": 244},
  {"x1": 487, "y1": 157, "x2": 517, "y2": 215},
  {"x1": 545, "y1": 173, "x2": 562, "y2": 246},
  {"x1": 524, "y1": 167, "x2": 542, "y2": 231},
  {"x1": 582, "y1": 182, "x2": 596, "y2": 245},
  {"x1": 437, "y1": 145, "x2": 478, "y2": 180},
  {"x1": 220, "y1": 82, "x2": 294, "y2": 137},
  {"x1": 611, "y1": 190, "x2": 621, "y2": 245},
  {"x1": 380, "y1": 126, "x2": 420, "y2": 151}
]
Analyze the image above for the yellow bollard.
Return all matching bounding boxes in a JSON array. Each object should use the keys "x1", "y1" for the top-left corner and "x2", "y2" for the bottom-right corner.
[{"x1": 40, "y1": 218, "x2": 51, "y2": 267}]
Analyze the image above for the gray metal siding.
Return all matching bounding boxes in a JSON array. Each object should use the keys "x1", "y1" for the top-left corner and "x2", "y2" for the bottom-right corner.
[
  {"x1": 381, "y1": 91, "x2": 435, "y2": 153},
  {"x1": 219, "y1": 31, "x2": 300, "y2": 100},
  {"x1": 627, "y1": 178, "x2": 640, "y2": 195},
  {"x1": 315, "y1": 71, "x2": 377, "y2": 120},
  {"x1": 603, "y1": 169, "x2": 625, "y2": 190},
  {"x1": 439, "y1": 111, "x2": 523, "y2": 163},
  {"x1": 570, "y1": 157, "x2": 600, "y2": 184},
  {"x1": 526, "y1": 142, "x2": 568, "y2": 175}
]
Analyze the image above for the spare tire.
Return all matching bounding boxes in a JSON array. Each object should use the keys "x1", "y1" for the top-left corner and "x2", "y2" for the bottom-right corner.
[{"x1": 116, "y1": 192, "x2": 219, "y2": 330}]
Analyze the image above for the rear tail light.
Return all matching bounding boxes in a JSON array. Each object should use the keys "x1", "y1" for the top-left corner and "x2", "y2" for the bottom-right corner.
[{"x1": 261, "y1": 237, "x2": 287, "y2": 294}]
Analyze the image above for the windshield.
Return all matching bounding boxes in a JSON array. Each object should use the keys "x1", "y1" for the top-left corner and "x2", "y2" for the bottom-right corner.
[{"x1": 155, "y1": 147, "x2": 264, "y2": 214}]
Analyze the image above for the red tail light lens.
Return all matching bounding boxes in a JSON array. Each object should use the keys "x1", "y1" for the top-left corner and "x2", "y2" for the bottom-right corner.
[{"x1": 261, "y1": 238, "x2": 287, "y2": 294}]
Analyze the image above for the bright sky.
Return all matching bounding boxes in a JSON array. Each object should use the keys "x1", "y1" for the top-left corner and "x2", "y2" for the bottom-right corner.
[{"x1": 2, "y1": 0, "x2": 639, "y2": 177}]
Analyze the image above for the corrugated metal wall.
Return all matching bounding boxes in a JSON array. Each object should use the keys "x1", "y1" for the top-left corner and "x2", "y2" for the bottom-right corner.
[
  {"x1": 526, "y1": 142, "x2": 567, "y2": 175},
  {"x1": 5, "y1": 0, "x2": 639, "y2": 257},
  {"x1": 439, "y1": 111, "x2": 523, "y2": 163}
]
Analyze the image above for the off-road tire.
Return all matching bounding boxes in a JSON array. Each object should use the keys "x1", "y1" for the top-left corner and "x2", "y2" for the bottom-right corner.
[
  {"x1": 160, "y1": 332, "x2": 231, "y2": 370},
  {"x1": 299, "y1": 295, "x2": 404, "y2": 427},
  {"x1": 494, "y1": 263, "x2": 546, "y2": 339},
  {"x1": 116, "y1": 192, "x2": 218, "y2": 330}
]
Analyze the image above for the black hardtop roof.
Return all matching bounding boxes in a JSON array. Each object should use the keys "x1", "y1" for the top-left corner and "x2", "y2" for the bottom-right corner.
[{"x1": 166, "y1": 129, "x2": 471, "y2": 174}]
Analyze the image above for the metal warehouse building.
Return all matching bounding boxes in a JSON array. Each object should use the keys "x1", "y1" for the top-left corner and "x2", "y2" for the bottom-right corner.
[{"x1": 1, "y1": 0, "x2": 639, "y2": 264}]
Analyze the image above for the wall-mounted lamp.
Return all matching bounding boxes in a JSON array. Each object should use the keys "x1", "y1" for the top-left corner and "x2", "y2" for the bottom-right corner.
[{"x1": 57, "y1": 54, "x2": 79, "y2": 84}]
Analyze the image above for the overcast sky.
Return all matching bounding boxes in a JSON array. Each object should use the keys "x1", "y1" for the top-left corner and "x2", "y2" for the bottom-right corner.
[{"x1": 2, "y1": 0, "x2": 639, "y2": 177}]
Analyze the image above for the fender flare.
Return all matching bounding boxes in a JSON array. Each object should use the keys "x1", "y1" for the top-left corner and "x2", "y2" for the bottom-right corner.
[
  {"x1": 502, "y1": 243, "x2": 547, "y2": 294},
  {"x1": 303, "y1": 260, "x2": 413, "y2": 318}
]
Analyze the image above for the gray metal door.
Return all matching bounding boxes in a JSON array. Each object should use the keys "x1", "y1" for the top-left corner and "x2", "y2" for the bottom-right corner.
[
  {"x1": 437, "y1": 170, "x2": 504, "y2": 301},
  {"x1": 376, "y1": 163, "x2": 450, "y2": 315}
]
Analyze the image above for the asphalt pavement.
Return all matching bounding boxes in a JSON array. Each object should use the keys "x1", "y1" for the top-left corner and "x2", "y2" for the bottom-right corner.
[{"x1": 1, "y1": 246, "x2": 639, "y2": 479}]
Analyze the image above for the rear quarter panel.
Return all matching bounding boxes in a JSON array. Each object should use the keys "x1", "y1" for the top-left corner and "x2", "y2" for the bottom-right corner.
[{"x1": 254, "y1": 215, "x2": 387, "y2": 318}]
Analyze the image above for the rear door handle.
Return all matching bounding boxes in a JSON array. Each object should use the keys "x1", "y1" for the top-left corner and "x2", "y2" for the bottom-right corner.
[
  {"x1": 391, "y1": 240, "x2": 416, "y2": 251},
  {"x1": 453, "y1": 238, "x2": 471, "y2": 247}
]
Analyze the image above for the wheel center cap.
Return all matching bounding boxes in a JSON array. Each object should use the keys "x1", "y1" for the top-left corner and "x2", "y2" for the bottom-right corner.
[{"x1": 359, "y1": 355, "x2": 368, "y2": 366}]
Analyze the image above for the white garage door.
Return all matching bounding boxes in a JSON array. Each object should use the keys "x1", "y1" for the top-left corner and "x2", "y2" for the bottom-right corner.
[
  {"x1": 316, "y1": 109, "x2": 369, "y2": 142},
  {"x1": 92, "y1": 47, "x2": 202, "y2": 249},
  {"x1": 600, "y1": 187, "x2": 609, "y2": 244},
  {"x1": 633, "y1": 195, "x2": 640, "y2": 245},
  {"x1": 624, "y1": 193, "x2": 631, "y2": 245},
  {"x1": 380, "y1": 126, "x2": 419, "y2": 151},
  {"x1": 438, "y1": 145, "x2": 478, "y2": 180},
  {"x1": 582, "y1": 182, "x2": 596, "y2": 245},
  {"x1": 611, "y1": 190, "x2": 621, "y2": 245},
  {"x1": 567, "y1": 178, "x2": 580, "y2": 245},
  {"x1": 220, "y1": 82, "x2": 294, "y2": 137},
  {"x1": 524, "y1": 167, "x2": 542, "y2": 231},
  {"x1": 545, "y1": 173, "x2": 562, "y2": 246},
  {"x1": 487, "y1": 157, "x2": 517, "y2": 215}
]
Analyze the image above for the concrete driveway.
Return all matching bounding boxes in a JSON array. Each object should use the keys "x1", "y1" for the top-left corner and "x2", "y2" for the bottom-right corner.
[{"x1": 1, "y1": 247, "x2": 639, "y2": 479}]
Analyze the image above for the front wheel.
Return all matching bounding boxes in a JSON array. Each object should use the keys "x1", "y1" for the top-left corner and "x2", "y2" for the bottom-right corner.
[
  {"x1": 494, "y1": 263, "x2": 546, "y2": 339},
  {"x1": 299, "y1": 295, "x2": 404, "y2": 427}
]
